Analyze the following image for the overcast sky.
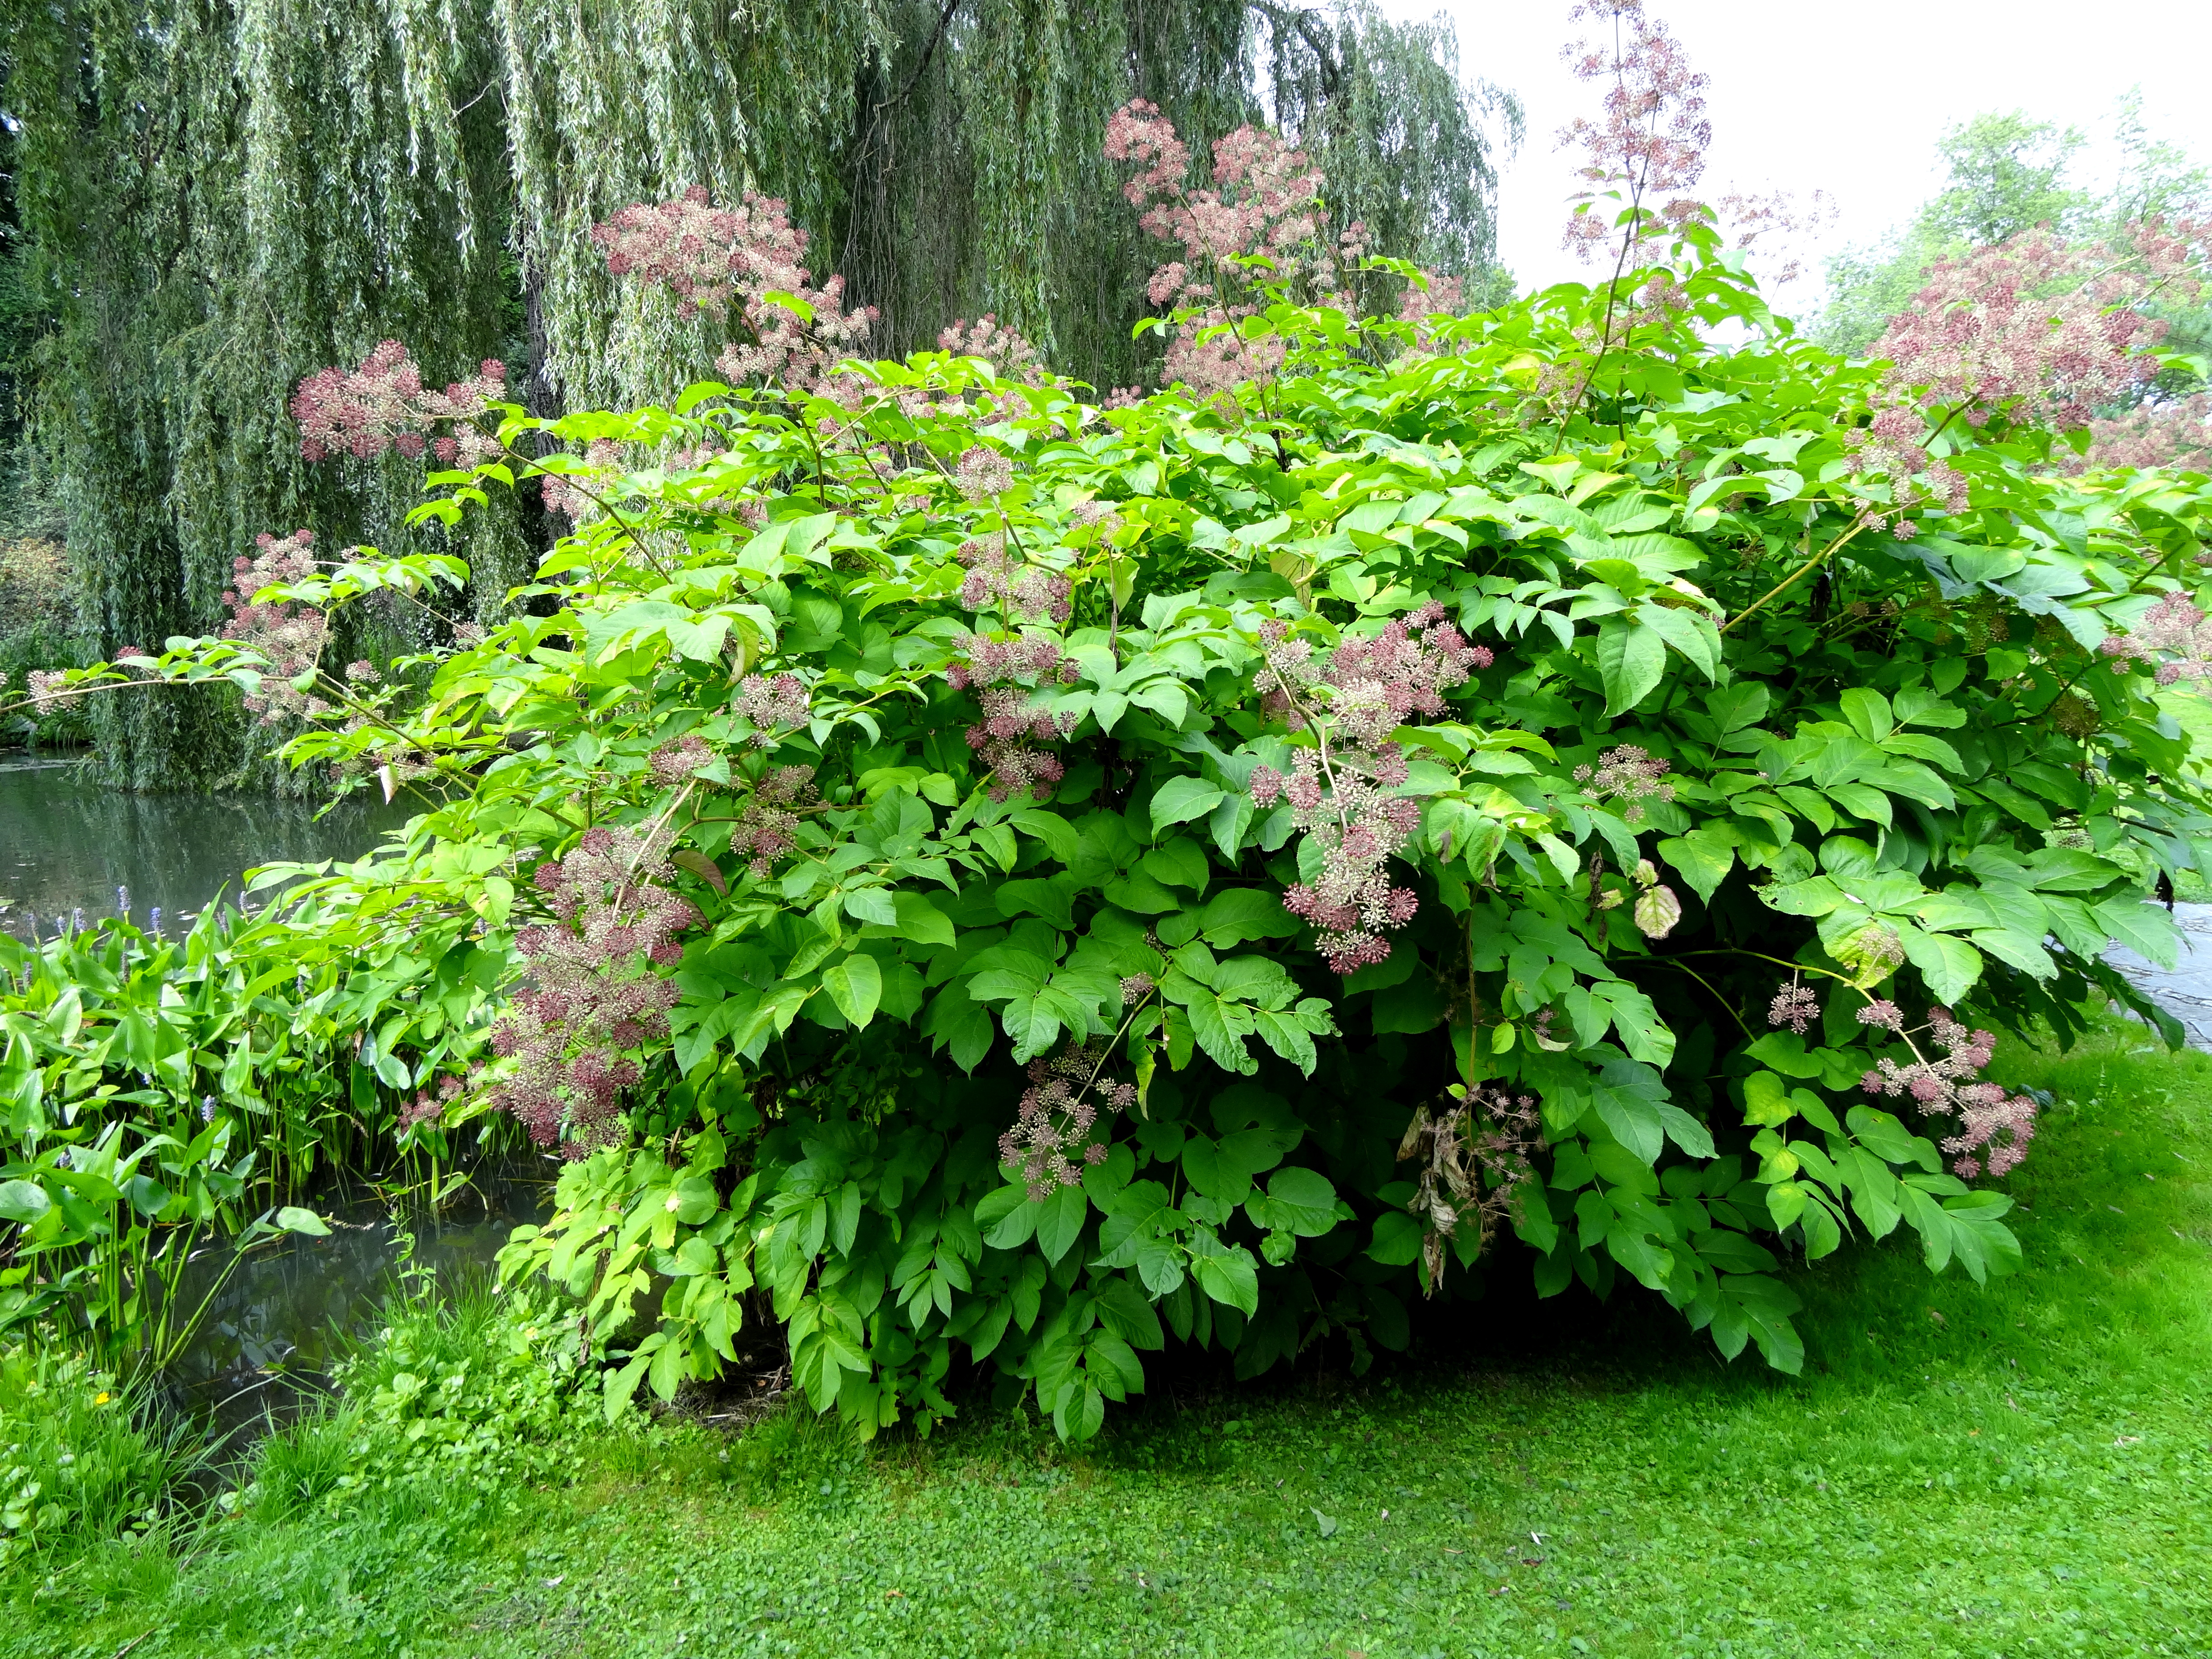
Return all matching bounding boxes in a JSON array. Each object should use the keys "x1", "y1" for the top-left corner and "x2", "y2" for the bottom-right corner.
[{"x1": 1382, "y1": 0, "x2": 2212, "y2": 301}]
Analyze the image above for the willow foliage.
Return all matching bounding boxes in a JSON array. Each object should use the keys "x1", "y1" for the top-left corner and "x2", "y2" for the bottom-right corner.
[{"x1": 0, "y1": 0, "x2": 1510, "y2": 786}]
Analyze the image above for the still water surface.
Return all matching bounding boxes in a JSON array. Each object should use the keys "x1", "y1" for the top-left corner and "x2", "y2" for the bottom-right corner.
[
  {"x1": 0, "y1": 759, "x2": 412, "y2": 937},
  {"x1": 0, "y1": 759, "x2": 548, "y2": 1431}
]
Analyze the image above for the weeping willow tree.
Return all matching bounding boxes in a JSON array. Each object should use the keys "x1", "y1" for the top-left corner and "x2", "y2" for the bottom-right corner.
[{"x1": 0, "y1": 0, "x2": 1514, "y2": 787}]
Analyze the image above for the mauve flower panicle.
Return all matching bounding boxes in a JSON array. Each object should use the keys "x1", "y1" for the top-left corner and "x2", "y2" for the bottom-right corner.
[
  {"x1": 1767, "y1": 979, "x2": 1818, "y2": 1034},
  {"x1": 592, "y1": 187, "x2": 873, "y2": 394},
  {"x1": 222, "y1": 530, "x2": 332, "y2": 725},
  {"x1": 2100, "y1": 588, "x2": 2212, "y2": 687},
  {"x1": 729, "y1": 764, "x2": 819, "y2": 876},
  {"x1": 733, "y1": 672, "x2": 810, "y2": 744},
  {"x1": 954, "y1": 534, "x2": 1072, "y2": 623},
  {"x1": 1572, "y1": 743, "x2": 1675, "y2": 823},
  {"x1": 1105, "y1": 100, "x2": 1348, "y2": 394},
  {"x1": 951, "y1": 634, "x2": 1080, "y2": 801},
  {"x1": 2066, "y1": 392, "x2": 2212, "y2": 474},
  {"x1": 1251, "y1": 605, "x2": 1491, "y2": 971},
  {"x1": 1852, "y1": 220, "x2": 2210, "y2": 517},
  {"x1": 1857, "y1": 1005, "x2": 2037, "y2": 1179},
  {"x1": 489, "y1": 825, "x2": 698, "y2": 1156},
  {"x1": 292, "y1": 341, "x2": 505, "y2": 467},
  {"x1": 938, "y1": 314, "x2": 1046, "y2": 384},
  {"x1": 539, "y1": 438, "x2": 627, "y2": 523},
  {"x1": 1558, "y1": 2, "x2": 1711, "y2": 260},
  {"x1": 954, "y1": 445, "x2": 1016, "y2": 502},
  {"x1": 999, "y1": 1045, "x2": 1134, "y2": 1200},
  {"x1": 1856, "y1": 998, "x2": 1904, "y2": 1031},
  {"x1": 648, "y1": 732, "x2": 714, "y2": 786}
]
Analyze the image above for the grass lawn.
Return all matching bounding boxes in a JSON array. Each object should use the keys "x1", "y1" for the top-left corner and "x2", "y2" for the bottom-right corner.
[{"x1": 10, "y1": 1022, "x2": 2209, "y2": 1659}]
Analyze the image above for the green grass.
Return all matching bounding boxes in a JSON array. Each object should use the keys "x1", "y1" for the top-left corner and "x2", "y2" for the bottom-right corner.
[{"x1": 9, "y1": 1022, "x2": 2210, "y2": 1659}]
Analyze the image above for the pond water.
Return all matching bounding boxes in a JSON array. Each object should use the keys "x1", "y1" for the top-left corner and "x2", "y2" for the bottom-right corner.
[
  {"x1": 0, "y1": 757, "x2": 412, "y2": 939},
  {"x1": 164, "y1": 1172, "x2": 553, "y2": 1445},
  {"x1": 0, "y1": 759, "x2": 539, "y2": 1436}
]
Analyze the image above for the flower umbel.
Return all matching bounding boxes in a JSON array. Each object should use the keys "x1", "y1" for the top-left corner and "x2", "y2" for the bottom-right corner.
[
  {"x1": 488, "y1": 826, "x2": 699, "y2": 1158},
  {"x1": 1248, "y1": 604, "x2": 1490, "y2": 972},
  {"x1": 1858, "y1": 1006, "x2": 2038, "y2": 1179},
  {"x1": 1000, "y1": 1046, "x2": 1134, "y2": 1200}
]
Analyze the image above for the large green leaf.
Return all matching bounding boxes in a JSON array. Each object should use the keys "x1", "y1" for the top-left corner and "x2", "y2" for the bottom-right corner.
[{"x1": 1595, "y1": 617, "x2": 1665, "y2": 715}]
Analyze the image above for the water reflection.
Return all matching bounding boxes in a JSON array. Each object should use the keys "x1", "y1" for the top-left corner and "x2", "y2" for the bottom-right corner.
[
  {"x1": 163, "y1": 1168, "x2": 553, "y2": 1445},
  {"x1": 0, "y1": 760, "x2": 413, "y2": 938}
]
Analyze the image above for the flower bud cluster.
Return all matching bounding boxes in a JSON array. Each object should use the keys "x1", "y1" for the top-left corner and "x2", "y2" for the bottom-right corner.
[
  {"x1": 221, "y1": 530, "x2": 329, "y2": 725},
  {"x1": 999, "y1": 1045, "x2": 1134, "y2": 1200},
  {"x1": 591, "y1": 187, "x2": 875, "y2": 395},
  {"x1": 291, "y1": 341, "x2": 505, "y2": 466},
  {"x1": 488, "y1": 826, "x2": 699, "y2": 1158},
  {"x1": 1248, "y1": 604, "x2": 1489, "y2": 972},
  {"x1": 949, "y1": 636, "x2": 1080, "y2": 801},
  {"x1": 2098, "y1": 589, "x2": 2212, "y2": 688},
  {"x1": 1858, "y1": 1005, "x2": 2037, "y2": 1179}
]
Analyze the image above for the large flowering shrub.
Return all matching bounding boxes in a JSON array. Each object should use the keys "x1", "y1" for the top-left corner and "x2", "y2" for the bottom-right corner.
[{"x1": 9, "y1": 9, "x2": 2212, "y2": 1433}]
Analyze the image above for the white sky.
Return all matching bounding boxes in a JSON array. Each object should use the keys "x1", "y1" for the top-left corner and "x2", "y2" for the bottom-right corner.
[{"x1": 1384, "y1": 0, "x2": 2212, "y2": 303}]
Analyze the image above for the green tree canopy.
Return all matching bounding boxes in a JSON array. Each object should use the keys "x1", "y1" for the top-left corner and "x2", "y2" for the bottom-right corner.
[{"x1": 0, "y1": 0, "x2": 1516, "y2": 787}]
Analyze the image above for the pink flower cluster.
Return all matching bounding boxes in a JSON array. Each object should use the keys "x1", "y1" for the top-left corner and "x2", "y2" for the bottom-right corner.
[
  {"x1": 221, "y1": 530, "x2": 329, "y2": 725},
  {"x1": 949, "y1": 635, "x2": 1081, "y2": 801},
  {"x1": 2098, "y1": 588, "x2": 2212, "y2": 686},
  {"x1": 397, "y1": 1073, "x2": 467, "y2": 1135},
  {"x1": 1855, "y1": 222, "x2": 2209, "y2": 513},
  {"x1": 953, "y1": 445, "x2": 1016, "y2": 502},
  {"x1": 489, "y1": 826, "x2": 698, "y2": 1157},
  {"x1": 2068, "y1": 393, "x2": 2212, "y2": 474},
  {"x1": 1857, "y1": 1003, "x2": 2038, "y2": 1179},
  {"x1": 999, "y1": 1045, "x2": 1133, "y2": 1200},
  {"x1": 1768, "y1": 978, "x2": 1818, "y2": 1034},
  {"x1": 291, "y1": 341, "x2": 506, "y2": 466},
  {"x1": 733, "y1": 671, "x2": 810, "y2": 743},
  {"x1": 1558, "y1": 0, "x2": 1711, "y2": 263},
  {"x1": 1248, "y1": 604, "x2": 1489, "y2": 971},
  {"x1": 591, "y1": 187, "x2": 874, "y2": 394},
  {"x1": 1572, "y1": 743, "x2": 1676, "y2": 823},
  {"x1": 937, "y1": 315, "x2": 1045, "y2": 383},
  {"x1": 1105, "y1": 100, "x2": 1363, "y2": 394},
  {"x1": 954, "y1": 534, "x2": 1071, "y2": 623},
  {"x1": 729, "y1": 764, "x2": 820, "y2": 877},
  {"x1": 648, "y1": 732, "x2": 715, "y2": 786}
]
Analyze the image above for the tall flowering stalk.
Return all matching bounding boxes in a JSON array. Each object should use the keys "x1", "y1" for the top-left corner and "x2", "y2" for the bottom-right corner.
[
  {"x1": 489, "y1": 826, "x2": 699, "y2": 1158},
  {"x1": 291, "y1": 342, "x2": 506, "y2": 466},
  {"x1": 1853, "y1": 221, "x2": 2210, "y2": 517},
  {"x1": 1558, "y1": 0, "x2": 1711, "y2": 270},
  {"x1": 1248, "y1": 604, "x2": 1489, "y2": 970},
  {"x1": 1105, "y1": 100, "x2": 1365, "y2": 394},
  {"x1": 591, "y1": 187, "x2": 874, "y2": 394}
]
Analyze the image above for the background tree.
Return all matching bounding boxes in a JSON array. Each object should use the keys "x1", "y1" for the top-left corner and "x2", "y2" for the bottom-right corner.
[{"x1": 0, "y1": 0, "x2": 1517, "y2": 788}]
